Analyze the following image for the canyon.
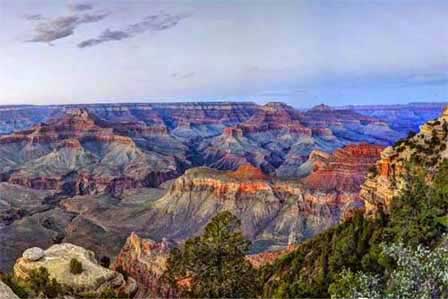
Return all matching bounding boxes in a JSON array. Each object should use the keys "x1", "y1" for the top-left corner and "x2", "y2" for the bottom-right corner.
[{"x1": 0, "y1": 101, "x2": 444, "y2": 275}]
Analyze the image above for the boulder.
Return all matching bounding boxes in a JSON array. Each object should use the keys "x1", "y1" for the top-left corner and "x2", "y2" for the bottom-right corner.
[
  {"x1": 14, "y1": 243, "x2": 136, "y2": 297},
  {"x1": 22, "y1": 247, "x2": 44, "y2": 262},
  {"x1": 0, "y1": 281, "x2": 19, "y2": 299}
]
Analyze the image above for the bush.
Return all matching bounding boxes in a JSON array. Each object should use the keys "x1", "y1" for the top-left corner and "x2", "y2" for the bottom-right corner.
[
  {"x1": 70, "y1": 258, "x2": 83, "y2": 275},
  {"x1": 100, "y1": 256, "x2": 111, "y2": 268},
  {"x1": 28, "y1": 267, "x2": 64, "y2": 298}
]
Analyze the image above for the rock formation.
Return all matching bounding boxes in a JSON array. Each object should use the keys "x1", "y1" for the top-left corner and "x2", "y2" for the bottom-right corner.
[
  {"x1": 361, "y1": 106, "x2": 448, "y2": 215},
  {"x1": 0, "y1": 281, "x2": 19, "y2": 299},
  {"x1": 112, "y1": 232, "x2": 175, "y2": 298},
  {"x1": 1, "y1": 101, "x2": 440, "y2": 274},
  {"x1": 14, "y1": 243, "x2": 137, "y2": 297}
]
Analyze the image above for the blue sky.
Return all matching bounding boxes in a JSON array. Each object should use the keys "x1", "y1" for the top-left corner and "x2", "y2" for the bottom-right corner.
[{"x1": 0, "y1": 0, "x2": 447, "y2": 107}]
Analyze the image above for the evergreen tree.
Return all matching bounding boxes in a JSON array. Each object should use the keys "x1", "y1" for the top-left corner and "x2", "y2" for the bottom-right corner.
[{"x1": 165, "y1": 211, "x2": 258, "y2": 298}]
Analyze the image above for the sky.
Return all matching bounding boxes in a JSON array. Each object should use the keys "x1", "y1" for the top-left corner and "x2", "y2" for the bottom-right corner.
[{"x1": 0, "y1": 0, "x2": 447, "y2": 108}]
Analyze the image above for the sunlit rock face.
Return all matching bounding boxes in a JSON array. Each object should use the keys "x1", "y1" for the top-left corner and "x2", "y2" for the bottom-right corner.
[
  {"x1": 14, "y1": 243, "x2": 137, "y2": 297},
  {"x1": 361, "y1": 106, "x2": 448, "y2": 216},
  {"x1": 144, "y1": 144, "x2": 382, "y2": 252},
  {"x1": 112, "y1": 232, "x2": 176, "y2": 299}
]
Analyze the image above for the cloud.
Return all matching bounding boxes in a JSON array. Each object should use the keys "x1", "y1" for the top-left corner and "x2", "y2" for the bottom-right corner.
[
  {"x1": 171, "y1": 72, "x2": 195, "y2": 79},
  {"x1": 24, "y1": 14, "x2": 43, "y2": 21},
  {"x1": 78, "y1": 29, "x2": 130, "y2": 48},
  {"x1": 27, "y1": 13, "x2": 108, "y2": 43},
  {"x1": 69, "y1": 3, "x2": 93, "y2": 12},
  {"x1": 78, "y1": 12, "x2": 189, "y2": 48}
]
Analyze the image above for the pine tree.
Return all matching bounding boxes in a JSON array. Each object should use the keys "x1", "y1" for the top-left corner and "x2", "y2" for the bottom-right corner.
[{"x1": 165, "y1": 211, "x2": 258, "y2": 298}]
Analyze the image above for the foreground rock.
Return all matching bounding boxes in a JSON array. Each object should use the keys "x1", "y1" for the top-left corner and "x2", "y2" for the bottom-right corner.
[
  {"x1": 0, "y1": 281, "x2": 19, "y2": 299},
  {"x1": 113, "y1": 232, "x2": 175, "y2": 298},
  {"x1": 14, "y1": 243, "x2": 136, "y2": 297}
]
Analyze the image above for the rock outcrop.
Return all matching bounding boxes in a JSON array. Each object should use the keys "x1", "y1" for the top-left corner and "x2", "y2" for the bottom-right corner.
[
  {"x1": 14, "y1": 243, "x2": 137, "y2": 297},
  {"x1": 361, "y1": 106, "x2": 448, "y2": 215},
  {"x1": 112, "y1": 233, "x2": 175, "y2": 298},
  {"x1": 0, "y1": 281, "x2": 19, "y2": 299}
]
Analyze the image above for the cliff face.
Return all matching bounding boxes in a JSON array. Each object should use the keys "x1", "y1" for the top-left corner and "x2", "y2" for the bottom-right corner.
[
  {"x1": 361, "y1": 107, "x2": 448, "y2": 215},
  {"x1": 112, "y1": 233, "x2": 175, "y2": 299},
  {"x1": 145, "y1": 144, "x2": 381, "y2": 251},
  {"x1": 303, "y1": 143, "x2": 385, "y2": 193},
  {"x1": 13, "y1": 243, "x2": 137, "y2": 297}
]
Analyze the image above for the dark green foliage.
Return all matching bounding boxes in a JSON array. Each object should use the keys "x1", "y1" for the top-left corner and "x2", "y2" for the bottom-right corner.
[
  {"x1": 28, "y1": 267, "x2": 63, "y2": 298},
  {"x1": 69, "y1": 258, "x2": 83, "y2": 275},
  {"x1": 165, "y1": 211, "x2": 258, "y2": 298},
  {"x1": 100, "y1": 256, "x2": 111, "y2": 268},
  {"x1": 260, "y1": 161, "x2": 448, "y2": 298},
  {"x1": 259, "y1": 213, "x2": 387, "y2": 298},
  {"x1": 386, "y1": 162, "x2": 448, "y2": 247}
]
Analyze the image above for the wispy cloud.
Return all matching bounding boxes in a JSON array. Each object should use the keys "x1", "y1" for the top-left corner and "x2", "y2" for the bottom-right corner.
[
  {"x1": 27, "y1": 12, "x2": 108, "y2": 44},
  {"x1": 24, "y1": 14, "x2": 43, "y2": 21},
  {"x1": 69, "y1": 3, "x2": 93, "y2": 12},
  {"x1": 171, "y1": 72, "x2": 195, "y2": 80},
  {"x1": 78, "y1": 12, "x2": 189, "y2": 48}
]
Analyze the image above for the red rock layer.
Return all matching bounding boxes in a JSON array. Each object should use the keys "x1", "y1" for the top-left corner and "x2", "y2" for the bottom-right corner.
[{"x1": 302, "y1": 143, "x2": 384, "y2": 193}]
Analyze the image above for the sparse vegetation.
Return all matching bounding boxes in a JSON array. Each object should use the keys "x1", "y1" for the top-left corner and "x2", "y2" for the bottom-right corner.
[
  {"x1": 70, "y1": 258, "x2": 83, "y2": 275},
  {"x1": 100, "y1": 256, "x2": 111, "y2": 268},
  {"x1": 28, "y1": 267, "x2": 64, "y2": 298}
]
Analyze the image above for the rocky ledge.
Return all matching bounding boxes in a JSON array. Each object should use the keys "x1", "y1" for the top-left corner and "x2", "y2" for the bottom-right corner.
[{"x1": 14, "y1": 243, "x2": 137, "y2": 297}]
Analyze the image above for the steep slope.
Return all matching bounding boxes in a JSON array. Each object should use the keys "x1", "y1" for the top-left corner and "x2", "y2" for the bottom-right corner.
[{"x1": 361, "y1": 106, "x2": 448, "y2": 215}]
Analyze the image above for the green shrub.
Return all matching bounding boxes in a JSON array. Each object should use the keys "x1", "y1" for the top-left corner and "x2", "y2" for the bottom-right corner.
[
  {"x1": 69, "y1": 258, "x2": 83, "y2": 275},
  {"x1": 28, "y1": 267, "x2": 64, "y2": 298},
  {"x1": 100, "y1": 256, "x2": 111, "y2": 268}
]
